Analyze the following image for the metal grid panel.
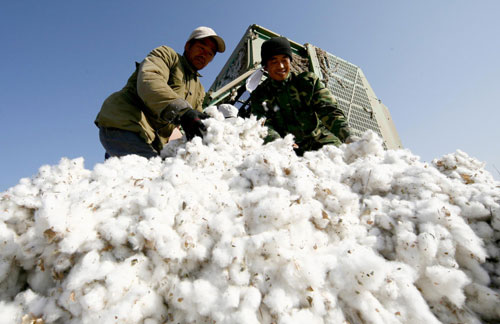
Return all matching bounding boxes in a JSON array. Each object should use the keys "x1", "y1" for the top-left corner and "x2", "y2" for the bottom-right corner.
[
  {"x1": 349, "y1": 105, "x2": 383, "y2": 137},
  {"x1": 322, "y1": 52, "x2": 383, "y2": 138}
]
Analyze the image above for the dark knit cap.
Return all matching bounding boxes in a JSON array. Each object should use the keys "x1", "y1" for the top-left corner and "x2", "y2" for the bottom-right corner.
[{"x1": 260, "y1": 36, "x2": 293, "y2": 67}]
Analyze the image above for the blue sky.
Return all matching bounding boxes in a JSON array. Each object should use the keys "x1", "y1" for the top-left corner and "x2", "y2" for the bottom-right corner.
[{"x1": 1, "y1": 0, "x2": 499, "y2": 191}]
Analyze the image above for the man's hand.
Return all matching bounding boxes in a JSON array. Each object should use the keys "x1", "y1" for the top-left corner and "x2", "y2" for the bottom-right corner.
[
  {"x1": 163, "y1": 98, "x2": 193, "y2": 122},
  {"x1": 180, "y1": 109, "x2": 208, "y2": 140}
]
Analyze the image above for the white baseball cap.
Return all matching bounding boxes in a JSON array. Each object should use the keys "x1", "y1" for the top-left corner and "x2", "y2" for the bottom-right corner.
[{"x1": 187, "y1": 26, "x2": 226, "y2": 53}]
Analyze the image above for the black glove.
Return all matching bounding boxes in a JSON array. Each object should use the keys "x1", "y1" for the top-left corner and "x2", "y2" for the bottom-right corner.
[
  {"x1": 179, "y1": 109, "x2": 208, "y2": 140},
  {"x1": 162, "y1": 98, "x2": 193, "y2": 122}
]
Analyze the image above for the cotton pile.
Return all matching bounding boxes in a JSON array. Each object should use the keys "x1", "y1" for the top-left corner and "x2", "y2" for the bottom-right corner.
[{"x1": 1, "y1": 106, "x2": 499, "y2": 324}]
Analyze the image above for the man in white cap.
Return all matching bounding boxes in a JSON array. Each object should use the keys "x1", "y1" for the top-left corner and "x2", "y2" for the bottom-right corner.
[{"x1": 95, "y1": 26, "x2": 225, "y2": 159}]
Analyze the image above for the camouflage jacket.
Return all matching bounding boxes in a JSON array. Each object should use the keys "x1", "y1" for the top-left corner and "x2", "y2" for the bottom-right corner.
[
  {"x1": 250, "y1": 71, "x2": 350, "y2": 153},
  {"x1": 95, "y1": 46, "x2": 205, "y2": 151}
]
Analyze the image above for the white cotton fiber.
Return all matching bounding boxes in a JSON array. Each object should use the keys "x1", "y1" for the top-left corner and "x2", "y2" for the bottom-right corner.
[
  {"x1": 79, "y1": 284, "x2": 106, "y2": 312},
  {"x1": 419, "y1": 265, "x2": 471, "y2": 306},
  {"x1": 228, "y1": 307, "x2": 261, "y2": 324},
  {"x1": 221, "y1": 285, "x2": 240, "y2": 309},
  {"x1": 264, "y1": 287, "x2": 296, "y2": 314},
  {"x1": 0, "y1": 300, "x2": 23, "y2": 324},
  {"x1": 281, "y1": 308, "x2": 323, "y2": 324},
  {"x1": 1, "y1": 106, "x2": 499, "y2": 323},
  {"x1": 465, "y1": 283, "x2": 500, "y2": 320},
  {"x1": 192, "y1": 279, "x2": 219, "y2": 316}
]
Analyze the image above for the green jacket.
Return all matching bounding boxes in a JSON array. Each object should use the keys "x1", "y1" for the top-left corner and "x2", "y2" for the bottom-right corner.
[
  {"x1": 95, "y1": 46, "x2": 205, "y2": 150},
  {"x1": 250, "y1": 71, "x2": 350, "y2": 154}
]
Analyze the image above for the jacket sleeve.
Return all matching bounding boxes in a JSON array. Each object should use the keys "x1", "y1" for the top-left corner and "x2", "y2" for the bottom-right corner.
[
  {"x1": 136, "y1": 46, "x2": 184, "y2": 123},
  {"x1": 311, "y1": 76, "x2": 351, "y2": 142},
  {"x1": 194, "y1": 85, "x2": 205, "y2": 111}
]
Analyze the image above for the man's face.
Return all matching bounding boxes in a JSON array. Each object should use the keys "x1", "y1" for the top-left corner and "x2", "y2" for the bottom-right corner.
[
  {"x1": 265, "y1": 54, "x2": 291, "y2": 81},
  {"x1": 185, "y1": 38, "x2": 217, "y2": 71}
]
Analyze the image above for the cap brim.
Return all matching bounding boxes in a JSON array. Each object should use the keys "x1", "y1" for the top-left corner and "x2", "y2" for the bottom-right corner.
[
  {"x1": 210, "y1": 35, "x2": 225, "y2": 53},
  {"x1": 193, "y1": 35, "x2": 225, "y2": 53}
]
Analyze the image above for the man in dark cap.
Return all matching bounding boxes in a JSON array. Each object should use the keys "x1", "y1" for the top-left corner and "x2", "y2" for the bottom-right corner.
[
  {"x1": 250, "y1": 36, "x2": 352, "y2": 156},
  {"x1": 95, "y1": 26, "x2": 225, "y2": 159}
]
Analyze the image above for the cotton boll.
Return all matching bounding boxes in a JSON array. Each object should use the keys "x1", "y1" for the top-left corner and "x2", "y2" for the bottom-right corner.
[
  {"x1": 241, "y1": 186, "x2": 297, "y2": 234},
  {"x1": 0, "y1": 221, "x2": 18, "y2": 266},
  {"x1": 169, "y1": 279, "x2": 194, "y2": 310},
  {"x1": 0, "y1": 258, "x2": 15, "y2": 289},
  {"x1": 210, "y1": 210, "x2": 246, "y2": 238},
  {"x1": 104, "y1": 255, "x2": 146, "y2": 296},
  {"x1": 99, "y1": 215, "x2": 133, "y2": 247},
  {"x1": 170, "y1": 279, "x2": 219, "y2": 319},
  {"x1": 135, "y1": 208, "x2": 180, "y2": 251},
  {"x1": 152, "y1": 227, "x2": 186, "y2": 260},
  {"x1": 464, "y1": 282, "x2": 500, "y2": 321},
  {"x1": 228, "y1": 307, "x2": 261, "y2": 324},
  {"x1": 220, "y1": 285, "x2": 241, "y2": 310},
  {"x1": 433, "y1": 150, "x2": 495, "y2": 187},
  {"x1": 12, "y1": 289, "x2": 50, "y2": 322},
  {"x1": 288, "y1": 251, "x2": 331, "y2": 290},
  {"x1": 416, "y1": 224, "x2": 439, "y2": 263},
  {"x1": 75, "y1": 256, "x2": 168, "y2": 323},
  {"x1": 57, "y1": 289, "x2": 83, "y2": 316},
  {"x1": 281, "y1": 308, "x2": 323, "y2": 324},
  {"x1": 426, "y1": 301, "x2": 484, "y2": 324},
  {"x1": 143, "y1": 319, "x2": 160, "y2": 324},
  {"x1": 4, "y1": 179, "x2": 42, "y2": 211},
  {"x1": 355, "y1": 290, "x2": 408, "y2": 324},
  {"x1": 204, "y1": 105, "x2": 225, "y2": 120},
  {"x1": 80, "y1": 284, "x2": 107, "y2": 312},
  {"x1": 240, "y1": 286, "x2": 261, "y2": 311},
  {"x1": 434, "y1": 236, "x2": 459, "y2": 268},
  {"x1": 342, "y1": 130, "x2": 385, "y2": 163},
  {"x1": 0, "y1": 301, "x2": 23, "y2": 324},
  {"x1": 211, "y1": 245, "x2": 233, "y2": 268},
  {"x1": 263, "y1": 287, "x2": 296, "y2": 315},
  {"x1": 58, "y1": 207, "x2": 100, "y2": 255},
  {"x1": 460, "y1": 200, "x2": 493, "y2": 219},
  {"x1": 36, "y1": 192, "x2": 69, "y2": 234},
  {"x1": 304, "y1": 144, "x2": 345, "y2": 177},
  {"x1": 394, "y1": 221, "x2": 421, "y2": 268},
  {"x1": 215, "y1": 104, "x2": 239, "y2": 119},
  {"x1": 331, "y1": 244, "x2": 390, "y2": 293},
  {"x1": 161, "y1": 136, "x2": 187, "y2": 158},
  {"x1": 64, "y1": 250, "x2": 113, "y2": 291},
  {"x1": 324, "y1": 305, "x2": 349, "y2": 324},
  {"x1": 351, "y1": 160, "x2": 394, "y2": 195},
  {"x1": 418, "y1": 265, "x2": 470, "y2": 307},
  {"x1": 369, "y1": 227, "x2": 396, "y2": 259},
  {"x1": 27, "y1": 264, "x2": 54, "y2": 295},
  {"x1": 449, "y1": 220, "x2": 487, "y2": 262},
  {"x1": 38, "y1": 297, "x2": 65, "y2": 323},
  {"x1": 125, "y1": 286, "x2": 167, "y2": 323},
  {"x1": 229, "y1": 261, "x2": 251, "y2": 286},
  {"x1": 455, "y1": 248, "x2": 490, "y2": 285},
  {"x1": 470, "y1": 221, "x2": 494, "y2": 240},
  {"x1": 142, "y1": 206, "x2": 175, "y2": 228}
]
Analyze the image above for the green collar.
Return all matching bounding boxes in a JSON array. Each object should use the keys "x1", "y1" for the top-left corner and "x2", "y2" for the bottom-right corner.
[{"x1": 267, "y1": 71, "x2": 294, "y2": 89}]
